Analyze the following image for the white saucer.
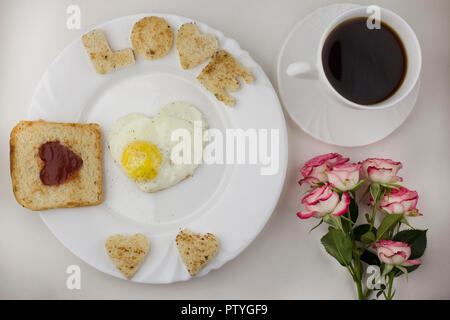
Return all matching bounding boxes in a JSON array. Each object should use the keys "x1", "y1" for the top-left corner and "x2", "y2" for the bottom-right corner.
[{"x1": 277, "y1": 3, "x2": 420, "y2": 147}]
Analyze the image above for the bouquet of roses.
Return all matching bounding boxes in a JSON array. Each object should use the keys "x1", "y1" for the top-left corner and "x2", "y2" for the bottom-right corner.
[{"x1": 297, "y1": 153, "x2": 427, "y2": 300}]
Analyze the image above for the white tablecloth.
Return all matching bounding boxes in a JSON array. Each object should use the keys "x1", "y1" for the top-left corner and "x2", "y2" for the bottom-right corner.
[{"x1": 0, "y1": 0, "x2": 448, "y2": 299}]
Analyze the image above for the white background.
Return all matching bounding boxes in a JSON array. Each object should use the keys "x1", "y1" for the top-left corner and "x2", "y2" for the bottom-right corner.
[{"x1": 0, "y1": 0, "x2": 448, "y2": 299}]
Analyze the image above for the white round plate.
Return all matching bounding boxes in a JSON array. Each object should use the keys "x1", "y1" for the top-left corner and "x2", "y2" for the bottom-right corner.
[
  {"x1": 277, "y1": 3, "x2": 420, "y2": 147},
  {"x1": 28, "y1": 14, "x2": 287, "y2": 283}
]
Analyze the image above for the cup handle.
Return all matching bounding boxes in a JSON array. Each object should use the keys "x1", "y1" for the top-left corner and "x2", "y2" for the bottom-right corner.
[{"x1": 286, "y1": 62, "x2": 318, "y2": 80}]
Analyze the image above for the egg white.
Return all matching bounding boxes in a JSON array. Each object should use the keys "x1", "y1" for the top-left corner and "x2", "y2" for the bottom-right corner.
[{"x1": 108, "y1": 102, "x2": 206, "y2": 193}]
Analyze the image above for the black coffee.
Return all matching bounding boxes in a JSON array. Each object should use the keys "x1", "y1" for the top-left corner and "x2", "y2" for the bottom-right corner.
[{"x1": 322, "y1": 17, "x2": 407, "y2": 105}]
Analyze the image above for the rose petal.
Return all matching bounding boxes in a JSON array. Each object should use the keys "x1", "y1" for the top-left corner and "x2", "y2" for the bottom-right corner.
[
  {"x1": 301, "y1": 184, "x2": 333, "y2": 205},
  {"x1": 309, "y1": 192, "x2": 339, "y2": 214},
  {"x1": 382, "y1": 202, "x2": 405, "y2": 214},
  {"x1": 298, "y1": 176, "x2": 320, "y2": 186},
  {"x1": 362, "y1": 158, "x2": 403, "y2": 183},
  {"x1": 330, "y1": 192, "x2": 350, "y2": 216},
  {"x1": 367, "y1": 167, "x2": 395, "y2": 183},
  {"x1": 402, "y1": 259, "x2": 422, "y2": 267},
  {"x1": 297, "y1": 210, "x2": 316, "y2": 219}
]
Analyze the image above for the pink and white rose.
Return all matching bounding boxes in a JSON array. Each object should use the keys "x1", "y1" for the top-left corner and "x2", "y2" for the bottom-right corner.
[
  {"x1": 373, "y1": 240, "x2": 422, "y2": 267},
  {"x1": 326, "y1": 162, "x2": 362, "y2": 191},
  {"x1": 361, "y1": 158, "x2": 403, "y2": 184},
  {"x1": 299, "y1": 153, "x2": 349, "y2": 186},
  {"x1": 371, "y1": 187, "x2": 423, "y2": 216},
  {"x1": 297, "y1": 184, "x2": 350, "y2": 219}
]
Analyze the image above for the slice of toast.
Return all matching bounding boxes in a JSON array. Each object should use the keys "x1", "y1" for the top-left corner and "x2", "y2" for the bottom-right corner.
[
  {"x1": 197, "y1": 50, "x2": 254, "y2": 107},
  {"x1": 82, "y1": 29, "x2": 135, "y2": 74},
  {"x1": 105, "y1": 233, "x2": 150, "y2": 279},
  {"x1": 131, "y1": 16, "x2": 174, "y2": 60},
  {"x1": 10, "y1": 120, "x2": 103, "y2": 211},
  {"x1": 176, "y1": 229, "x2": 219, "y2": 276},
  {"x1": 176, "y1": 23, "x2": 218, "y2": 69}
]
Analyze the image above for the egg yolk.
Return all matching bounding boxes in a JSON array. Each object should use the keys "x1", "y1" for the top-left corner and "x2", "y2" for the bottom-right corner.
[{"x1": 121, "y1": 141, "x2": 162, "y2": 182}]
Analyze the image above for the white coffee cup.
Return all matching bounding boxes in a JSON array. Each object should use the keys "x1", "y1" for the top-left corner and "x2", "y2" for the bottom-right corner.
[{"x1": 286, "y1": 6, "x2": 422, "y2": 110}]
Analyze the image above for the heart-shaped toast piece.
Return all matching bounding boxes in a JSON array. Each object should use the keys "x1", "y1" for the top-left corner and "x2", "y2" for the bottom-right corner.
[
  {"x1": 105, "y1": 233, "x2": 150, "y2": 279},
  {"x1": 176, "y1": 229, "x2": 219, "y2": 276},
  {"x1": 176, "y1": 23, "x2": 219, "y2": 69}
]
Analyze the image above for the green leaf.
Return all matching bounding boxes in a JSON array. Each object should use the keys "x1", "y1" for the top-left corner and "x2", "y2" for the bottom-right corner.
[
  {"x1": 312, "y1": 182, "x2": 326, "y2": 187},
  {"x1": 391, "y1": 289, "x2": 397, "y2": 298},
  {"x1": 320, "y1": 229, "x2": 353, "y2": 267},
  {"x1": 309, "y1": 219, "x2": 323, "y2": 233},
  {"x1": 351, "y1": 179, "x2": 367, "y2": 192},
  {"x1": 360, "y1": 250, "x2": 380, "y2": 266},
  {"x1": 395, "y1": 265, "x2": 409, "y2": 281},
  {"x1": 365, "y1": 213, "x2": 371, "y2": 223},
  {"x1": 376, "y1": 214, "x2": 403, "y2": 240},
  {"x1": 393, "y1": 229, "x2": 427, "y2": 259},
  {"x1": 354, "y1": 224, "x2": 377, "y2": 242},
  {"x1": 394, "y1": 264, "x2": 420, "y2": 278},
  {"x1": 400, "y1": 216, "x2": 415, "y2": 229},
  {"x1": 361, "y1": 231, "x2": 376, "y2": 244},
  {"x1": 339, "y1": 197, "x2": 358, "y2": 234},
  {"x1": 370, "y1": 183, "x2": 381, "y2": 201},
  {"x1": 322, "y1": 214, "x2": 343, "y2": 231},
  {"x1": 340, "y1": 218, "x2": 351, "y2": 234},
  {"x1": 381, "y1": 264, "x2": 394, "y2": 278},
  {"x1": 349, "y1": 197, "x2": 359, "y2": 223}
]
